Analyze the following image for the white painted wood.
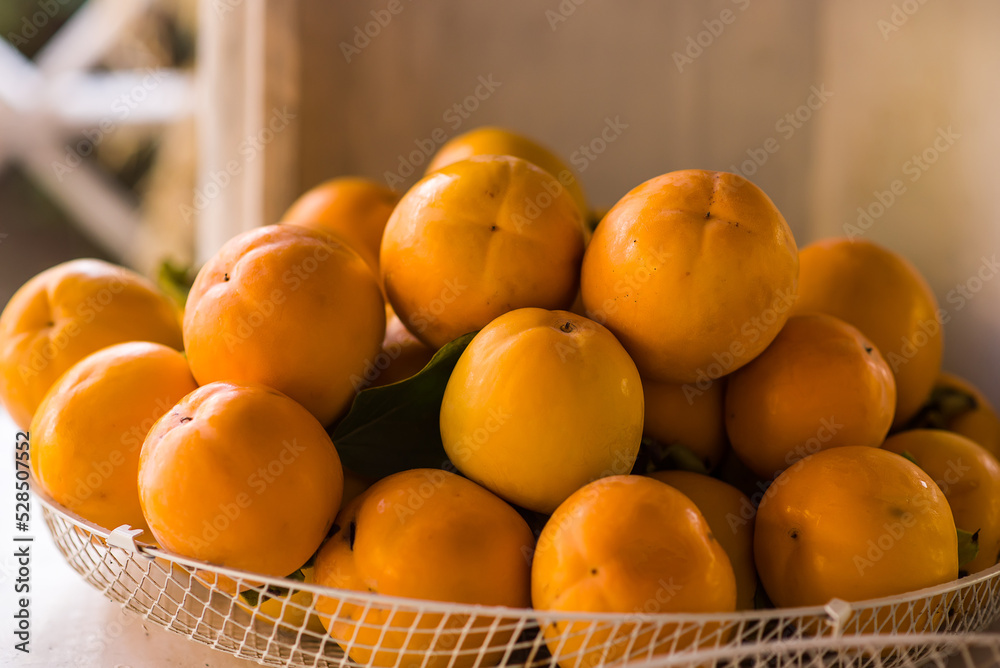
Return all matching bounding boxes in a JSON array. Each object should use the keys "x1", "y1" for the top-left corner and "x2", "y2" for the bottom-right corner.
[
  {"x1": 45, "y1": 70, "x2": 194, "y2": 129},
  {"x1": 195, "y1": 0, "x2": 300, "y2": 263},
  {"x1": 0, "y1": 0, "x2": 191, "y2": 268},
  {"x1": 19, "y1": 135, "x2": 150, "y2": 263},
  {"x1": 34, "y1": 0, "x2": 156, "y2": 76}
]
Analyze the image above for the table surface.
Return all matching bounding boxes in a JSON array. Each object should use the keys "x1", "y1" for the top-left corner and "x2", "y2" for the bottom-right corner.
[
  {"x1": 2, "y1": 409, "x2": 999, "y2": 668},
  {"x1": 0, "y1": 409, "x2": 257, "y2": 668}
]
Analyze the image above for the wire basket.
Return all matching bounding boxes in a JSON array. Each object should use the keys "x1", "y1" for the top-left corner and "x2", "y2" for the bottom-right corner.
[{"x1": 36, "y1": 481, "x2": 1000, "y2": 668}]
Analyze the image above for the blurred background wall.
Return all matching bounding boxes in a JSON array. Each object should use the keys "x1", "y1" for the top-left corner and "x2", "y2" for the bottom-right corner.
[{"x1": 1, "y1": 0, "x2": 998, "y2": 399}]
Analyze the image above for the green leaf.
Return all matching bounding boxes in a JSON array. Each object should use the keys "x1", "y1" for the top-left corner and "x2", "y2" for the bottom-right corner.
[
  {"x1": 635, "y1": 438, "x2": 710, "y2": 476},
  {"x1": 904, "y1": 385, "x2": 978, "y2": 431},
  {"x1": 958, "y1": 528, "x2": 980, "y2": 574},
  {"x1": 330, "y1": 331, "x2": 477, "y2": 479},
  {"x1": 239, "y1": 567, "x2": 306, "y2": 607},
  {"x1": 157, "y1": 259, "x2": 195, "y2": 308}
]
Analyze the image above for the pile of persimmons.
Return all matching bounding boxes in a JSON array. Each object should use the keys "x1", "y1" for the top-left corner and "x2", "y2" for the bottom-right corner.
[{"x1": 2, "y1": 126, "x2": 997, "y2": 667}]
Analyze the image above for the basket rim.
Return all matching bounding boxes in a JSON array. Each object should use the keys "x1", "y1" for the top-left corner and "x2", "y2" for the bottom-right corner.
[{"x1": 33, "y1": 473, "x2": 1000, "y2": 624}]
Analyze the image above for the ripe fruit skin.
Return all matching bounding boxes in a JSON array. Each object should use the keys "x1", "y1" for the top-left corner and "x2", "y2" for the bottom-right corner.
[
  {"x1": 138, "y1": 382, "x2": 344, "y2": 579},
  {"x1": 29, "y1": 342, "x2": 197, "y2": 536},
  {"x1": 440, "y1": 308, "x2": 643, "y2": 514},
  {"x1": 649, "y1": 470, "x2": 757, "y2": 610},
  {"x1": 313, "y1": 469, "x2": 534, "y2": 668},
  {"x1": 581, "y1": 169, "x2": 799, "y2": 384},
  {"x1": 793, "y1": 238, "x2": 943, "y2": 429},
  {"x1": 725, "y1": 313, "x2": 897, "y2": 478},
  {"x1": 532, "y1": 475, "x2": 737, "y2": 668},
  {"x1": 0, "y1": 258, "x2": 183, "y2": 429},
  {"x1": 281, "y1": 176, "x2": 399, "y2": 276},
  {"x1": 183, "y1": 224, "x2": 385, "y2": 426},
  {"x1": 755, "y1": 446, "x2": 958, "y2": 609},
  {"x1": 369, "y1": 309, "x2": 434, "y2": 388},
  {"x1": 427, "y1": 125, "x2": 588, "y2": 217},
  {"x1": 380, "y1": 155, "x2": 586, "y2": 349},
  {"x1": 882, "y1": 429, "x2": 1000, "y2": 574},
  {"x1": 908, "y1": 373, "x2": 1000, "y2": 461},
  {"x1": 642, "y1": 376, "x2": 728, "y2": 471}
]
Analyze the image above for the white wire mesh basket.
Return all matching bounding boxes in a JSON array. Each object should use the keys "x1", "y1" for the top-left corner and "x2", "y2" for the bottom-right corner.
[{"x1": 35, "y1": 480, "x2": 1000, "y2": 668}]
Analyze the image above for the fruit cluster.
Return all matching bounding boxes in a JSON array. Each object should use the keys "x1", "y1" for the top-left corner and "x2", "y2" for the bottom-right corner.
[{"x1": 3, "y1": 126, "x2": 998, "y2": 666}]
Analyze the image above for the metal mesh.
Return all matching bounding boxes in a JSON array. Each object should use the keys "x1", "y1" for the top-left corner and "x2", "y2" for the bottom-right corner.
[{"x1": 38, "y1": 488, "x2": 1000, "y2": 668}]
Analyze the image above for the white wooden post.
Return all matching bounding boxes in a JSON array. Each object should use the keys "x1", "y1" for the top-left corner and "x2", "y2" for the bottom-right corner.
[{"x1": 194, "y1": 0, "x2": 300, "y2": 264}]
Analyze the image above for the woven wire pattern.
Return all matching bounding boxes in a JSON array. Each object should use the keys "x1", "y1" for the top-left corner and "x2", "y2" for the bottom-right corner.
[{"x1": 39, "y1": 488, "x2": 1000, "y2": 668}]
